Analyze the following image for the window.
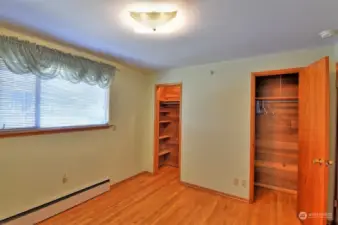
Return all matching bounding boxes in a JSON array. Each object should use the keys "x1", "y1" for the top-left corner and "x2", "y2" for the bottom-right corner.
[{"x1": 0, "y1": 61, "x2": 109, "y2": 131}]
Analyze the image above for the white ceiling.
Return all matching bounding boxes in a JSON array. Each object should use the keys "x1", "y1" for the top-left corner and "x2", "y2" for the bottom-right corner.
[{"x1": 1, "y1": 0, "x2": 338, "y2": 70}]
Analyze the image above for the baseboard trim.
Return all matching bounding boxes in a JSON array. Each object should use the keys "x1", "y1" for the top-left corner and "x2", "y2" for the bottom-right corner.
[
  {"x1": 181, "y1": 181, "x2": 250, "y2": 203},
  {"x1": 1, "y1": 171, "x2": 153, "y2": 225},
  {"x1": 1, "y1": 179, "x2": 110, "y2": 225}
]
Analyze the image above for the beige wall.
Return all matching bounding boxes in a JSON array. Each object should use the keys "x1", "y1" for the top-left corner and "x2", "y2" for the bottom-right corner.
[
  {"x1": 151, "y1": 46, "x2": 336, "y2": 206},
  {"x1": 0, "y1": 28, "x2": 155, "y2": 220}
]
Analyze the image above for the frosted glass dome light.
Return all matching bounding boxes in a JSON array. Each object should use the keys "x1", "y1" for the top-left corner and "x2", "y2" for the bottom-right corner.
[
  {"x1": 121, "y1": 2, "x2": 184, "y2": 34},
  {"x1": 130, "y1": 11, "x2": 178, "y2": 32}
]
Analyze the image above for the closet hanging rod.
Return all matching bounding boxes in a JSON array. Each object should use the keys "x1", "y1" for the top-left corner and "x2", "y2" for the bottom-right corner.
[
  {"x1": 256, "y1": 100, "x2": 298, "y2": 103},
  {"x1": 255, "y1": 97, "x2": 298, "y2": 100}
]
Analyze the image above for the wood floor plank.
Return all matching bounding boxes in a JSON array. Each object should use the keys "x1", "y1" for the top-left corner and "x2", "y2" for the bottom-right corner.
[{"x1": 39, "y1": 167, "x2": 301, "y2": 225}]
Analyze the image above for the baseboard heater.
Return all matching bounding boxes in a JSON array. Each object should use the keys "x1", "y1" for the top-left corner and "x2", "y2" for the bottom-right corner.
[{"x1": 0, "y1": 179, "x2": 110, "y2": 225}]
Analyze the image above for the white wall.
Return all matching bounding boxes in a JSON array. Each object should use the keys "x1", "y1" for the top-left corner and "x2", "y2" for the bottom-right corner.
[
  {"x1": 151, "y1": 46, "x2": 336, "y2": 203},
  {"x1": 0, "y1": 28, "x2": 155, "y2": 220}
]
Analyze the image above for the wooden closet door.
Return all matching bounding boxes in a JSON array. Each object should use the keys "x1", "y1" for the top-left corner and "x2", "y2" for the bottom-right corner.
[{"x1": 298, "y1": 57, "x2": 330, "y2": 225}]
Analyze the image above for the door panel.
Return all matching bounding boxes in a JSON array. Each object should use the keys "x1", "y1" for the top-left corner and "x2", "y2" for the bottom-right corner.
[{"x1": 298, "y1": 57, "x2": 330, "y2": 225}]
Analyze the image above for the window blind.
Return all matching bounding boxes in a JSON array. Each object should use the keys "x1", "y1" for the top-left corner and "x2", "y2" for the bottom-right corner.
[
  {"x1": 0, "y1": 60, "x2": 109, "y2": 131},
  {"x1": 0, "y1": 60, "x2": 36, "y2": 129},
  {"x1": 40, "y1": 77, "x2": 109, "y2": 128}
]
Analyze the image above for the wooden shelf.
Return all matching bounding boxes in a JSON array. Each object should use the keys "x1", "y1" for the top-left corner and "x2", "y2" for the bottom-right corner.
[
  {"x1": 159, "y1": 149, "x2": 171, "y2": 156},
  {"x1": 159, "y1": 135, "x2": 171, "y2": 140},
  {"x1": 160, "y1": 100, "x2": 180, "y2": 104},
  {"x1": 162, "y1": 162, "x2": 178, "y2": 167},
  {"x1": 160, "y1": 117, "x2": 178, "y2": 122},
  {"x1": 255, "y1": 160, "x2": 297, "y2": 172},
  {"x1": 159, "y1": 120, "x2": 171, "y2": 124},
  {"x1": 256, "y1": 150, "x2": 298, "y2": 158},
  {"x1": 255, "y1": 96, "x2": 298, "y2": 100},
  {"x1": 156, "y1": 85, "x2": 181, "y2": 171},
  {"x1": 255, "y1": 182, "x2": 297, "y2": 195}
]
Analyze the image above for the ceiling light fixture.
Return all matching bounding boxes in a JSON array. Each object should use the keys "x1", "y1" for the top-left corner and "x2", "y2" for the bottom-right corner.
[
  {"x1": 130, "y1": 11, "x2": 178, "y2": 32},
  {"x1": 121, "y1": 2, "x2": 184, "y2": 34}
]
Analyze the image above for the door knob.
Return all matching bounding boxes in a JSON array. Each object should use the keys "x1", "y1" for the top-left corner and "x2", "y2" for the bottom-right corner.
[
  {"x1": 325, "y1": 160, "x2": 334, "y2": 166},
  {"x1": 313, "y1": 158, "x2": 324, "y2": 165}
]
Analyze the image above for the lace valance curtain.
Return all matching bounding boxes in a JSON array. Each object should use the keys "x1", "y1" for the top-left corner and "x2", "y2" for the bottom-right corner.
[{"x1": 0, "y1": 35, "x2": 116, "y2": 88}]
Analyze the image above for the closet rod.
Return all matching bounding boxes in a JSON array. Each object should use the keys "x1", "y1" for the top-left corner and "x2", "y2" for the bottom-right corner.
[{"x1": 256, "y1": 100, "x2": 298, "y2": 103}]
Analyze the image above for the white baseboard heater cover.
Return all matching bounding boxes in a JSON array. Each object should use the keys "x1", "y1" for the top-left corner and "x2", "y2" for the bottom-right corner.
[{"x1": 1, "y1": 179, "x2": 110, "y2": 225}]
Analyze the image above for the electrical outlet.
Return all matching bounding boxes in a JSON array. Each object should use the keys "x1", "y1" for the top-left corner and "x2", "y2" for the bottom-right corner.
[
  {"x1": 233, "y1": 178, "x2": 239, "y2": 186},
  {"x1": 241, "y1": 180, "x2": 247, "y2": 188},
  {"x1": 62, "y1": 174, "x2": 68, "y2": 184}
]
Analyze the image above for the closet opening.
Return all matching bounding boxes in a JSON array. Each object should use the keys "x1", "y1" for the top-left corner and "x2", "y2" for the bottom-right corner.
[
  {"x1": 154, "y1": 84, "x2": 182, "y2": 177},
  {"x1": 249, "y1": 59, "x2": 330, "y2": 224},
  {"x1": 250, "y1": 70, "x2": 300, "y2": 205}
]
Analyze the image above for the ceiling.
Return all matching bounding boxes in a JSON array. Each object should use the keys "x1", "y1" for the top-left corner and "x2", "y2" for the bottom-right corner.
[{"x1": 1, "y1": 0, "x2": 338, "y2": 70}]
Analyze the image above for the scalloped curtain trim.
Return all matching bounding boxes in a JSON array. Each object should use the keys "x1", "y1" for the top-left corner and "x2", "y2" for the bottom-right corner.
[{"x1": 0, "y1": 35, "x2": 116, "y2": 88}]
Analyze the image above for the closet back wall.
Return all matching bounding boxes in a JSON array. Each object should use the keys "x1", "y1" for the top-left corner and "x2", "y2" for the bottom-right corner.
[
  {"x1": 0, "y1": 27, "x2": 155, "y2": 220},
  {"x1": 153, "y1": 46, "x2": 336, "y2": 207},
  {"x1": 254, "y1": 75, "x2": 299, "y2": 193}
]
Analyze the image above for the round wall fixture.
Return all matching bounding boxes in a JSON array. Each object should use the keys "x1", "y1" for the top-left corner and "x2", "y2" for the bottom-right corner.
[{"x1": 319, "y1": 29, "x2": 338, "y2": 39}]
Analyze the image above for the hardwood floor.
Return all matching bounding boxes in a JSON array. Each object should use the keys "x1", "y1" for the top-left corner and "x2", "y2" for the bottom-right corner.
[{"x1": 39, "y1": 167, "x2": 301, "y2": 225}]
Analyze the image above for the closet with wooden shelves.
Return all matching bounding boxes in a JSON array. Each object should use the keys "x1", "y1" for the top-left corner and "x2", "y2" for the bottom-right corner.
[
  {"x1": 250, "y1": 57, "x2": 330, "y2": 218},
  {"x1": 154, "y1": 84, "x2": 181, "y2": 171},
  {"x1": 254, "y1": 73, "x2": 299, "y2": 194}
]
